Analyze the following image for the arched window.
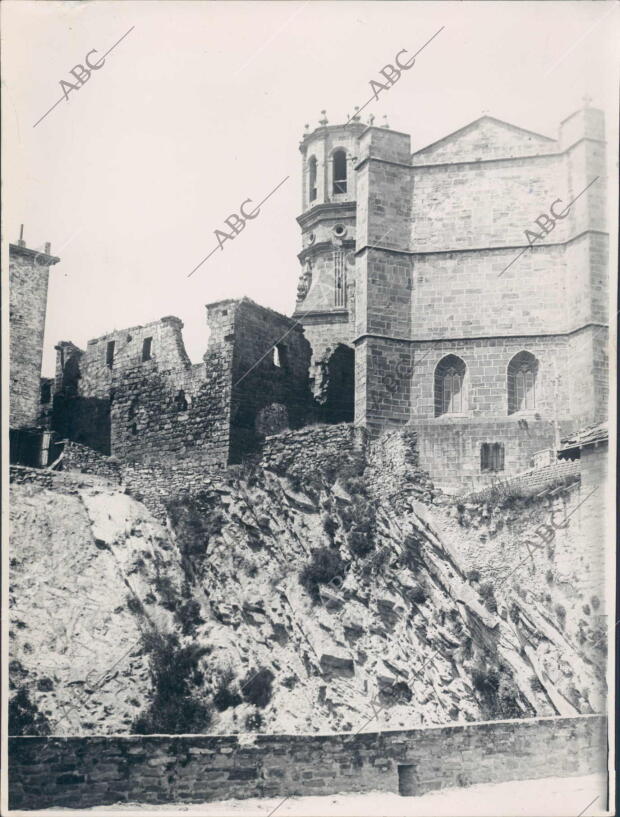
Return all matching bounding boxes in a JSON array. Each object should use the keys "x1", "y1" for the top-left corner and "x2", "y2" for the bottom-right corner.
[
  {"x1": 332, "y1": 150, "x2": 347, "y2": 194},
  {"x1": 174, "y1": 389, "x2": 189, "y2": 411},
  {"x1": 434, "y1": 355, "x2": 466, "y2": 417},
  {"x1": 308, "y1": 156, "x2": 317, "y2": 202},
  {"x1": 507, "y1": 351, "x2": 538, "y2": 414}
]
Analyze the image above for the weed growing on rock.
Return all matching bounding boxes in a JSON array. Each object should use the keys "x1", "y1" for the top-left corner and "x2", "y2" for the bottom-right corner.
[
  {"x1": 213, "y1": 668, "x2": 243, "y2": 711},
  {"x1": 9, "y1": 687, "x2": 51, "y2": 736},
  {"x1": 299, "y1": 547, "x2": 347, "y2": 602},
  {"x1": 241, "y1": 668, "x2": 274, "y2": 708},
  {"x1": 131, "y1": 631, "x2": 211, "y2": 734}
]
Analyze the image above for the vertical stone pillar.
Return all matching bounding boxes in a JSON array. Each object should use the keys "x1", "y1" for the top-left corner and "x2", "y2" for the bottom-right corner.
[
  {"x1": 9, "y1": 243, "x2": 60, "y2": 429},
  {"x1": 560, "y1": 107, "x2": 608, "y2": 423},
  {"x1": 354, "y1": 127, "x2": 414, "y2": 433}
]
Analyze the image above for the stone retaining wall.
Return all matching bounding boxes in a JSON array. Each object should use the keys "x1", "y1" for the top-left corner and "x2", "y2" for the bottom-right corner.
[
  {"x1": 60, "y1": 440, "x2": 123, "y2": 482},
  {"x1": 9, "y1": 714, "x2": 606, "y2": 810},
  {"x1": 122, "y1": 461, "x2": 222, "y2": 521},
  {"x1": 258, "y1": 423, "x2": 365, "y2": 477}
]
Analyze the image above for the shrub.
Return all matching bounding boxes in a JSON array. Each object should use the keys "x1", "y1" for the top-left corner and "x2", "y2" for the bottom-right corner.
[
  {"x1": 212, "y1": 667, "x2": 242, "y2": 712},
  {"x1": 471, "y1": 666, "x2": 500, "y2": 701},
  {"x1": 554, "y1": 604, "x2": 567, "y2": 629},
  {"x1": 478, "y1": 581, "x2": 494, "y2": 599},
  {"x1": 131, "y1": 632, "x2": 211, "y2": 734},
  {"x1": 478, "y1": 581, "x2": 498, "y2": 612},
  {"x1": 583, "y1": 603, "x2": 591, "y2": 616},
  {"x1": 591, "y1": 595, "x2": 600, "y2": 610},
  {"x1": 529, "y1": 675, "x2": 544, "y2": 693},
  {"x1": 241, "y1": 668, "x2": 274, "y2": 708},
  {"x1": 177, "y1": 599, "x2": 204, "y2": 636},
  {"x1": 9, "y1": 688, "x2": 51, "y2": 736},
  {"x1": 466, "y1": 569, "x2": 481, "y2": 583},
  {"x1": 245, "y1": 710, "x2": 264, "y2": 731},
  {"x1": 347, "y1": 528, "x2": 373, "y2": 558},
  {"x1": 409, "y1": 584, "x2": 428, "y2": 605},
  {"x1": 299, "y1": 547, "x2": 346, "y2": 603},
  {"x1": 154, "y1": 574, "x2": 178, "y2": 611},
  {"x1": 322, "y1": 514, "x2": 338, "y2": 541},
  {"x1": 126, "y1": 594, "x2": 144, "y2": 615},
  {"x1": 545, "y1": 569, "x2": 554, "y2": 585},
  {"x1": 345, "y1": 496, "x2": 377, "y2": 558},
  {"x1": 166, "y1": 493, "x2": 225, "y2": 571}
]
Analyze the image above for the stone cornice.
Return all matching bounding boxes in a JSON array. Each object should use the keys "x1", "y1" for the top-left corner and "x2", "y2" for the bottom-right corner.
[
  {"x1": 354, "y1": 155, "x2": 413, "y2": 172},
  {"x1": 297, "y1": 201, "x2": 357, "y2": 229},
  {"x1": 9, "y1": 243, "x2": 60, "y2": 266},
  {"x1": 411, "y1": 136, "x2": 605, "y2": 170},
  {"x1": 353, "y1": 322, "x2": 608, "y2": 346},
  {"x1": 354, "y1": 229, "x2": 608, "y2": 258},
  {"x1": 297, "y1": 239, "x2": 355, "y2": 263}
]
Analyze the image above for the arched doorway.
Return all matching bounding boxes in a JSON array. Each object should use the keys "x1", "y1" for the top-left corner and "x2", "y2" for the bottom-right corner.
[{"x1": 322, "y1": 345, "x2": 354, "y2": 424}]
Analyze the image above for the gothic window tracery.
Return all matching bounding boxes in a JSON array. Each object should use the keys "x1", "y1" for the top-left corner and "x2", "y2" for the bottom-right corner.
[{"x1": 434, "y1": 355, "x2": 466, "y2": 417}]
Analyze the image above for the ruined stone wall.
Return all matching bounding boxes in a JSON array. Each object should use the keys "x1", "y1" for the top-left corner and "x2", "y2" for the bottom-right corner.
[
  {"x1": 258, "y1": 423, "x2": 363, "y2": 476},
  {"x1": 227, "y1": 298, "x2": 314, "y2": 463},
  {"x1": 8, "y1": 714, "x2": 607, "y2": 810},
  {"x1": 121, "y1": 461, "x2": 223, "y2": 522},
  {"x1": 9, "y1": 245, "x2": 59, "y2": 429},
  {"x1": 366, "y1": 428, "x2": 435, "y2": 502},
  {"x1": 60, "y1": 441, "x2": 122, "y2": 483}
]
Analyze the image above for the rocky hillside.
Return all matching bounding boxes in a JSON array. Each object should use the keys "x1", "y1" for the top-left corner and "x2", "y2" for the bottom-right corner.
[{"x1": 9, "y1": 460, "x2": 606, "y2": 737}]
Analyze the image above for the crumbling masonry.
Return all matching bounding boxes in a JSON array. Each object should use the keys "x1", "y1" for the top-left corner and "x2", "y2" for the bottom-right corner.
[{"x1": 9, "y1": 105, "x2": 609, "y2": 491}]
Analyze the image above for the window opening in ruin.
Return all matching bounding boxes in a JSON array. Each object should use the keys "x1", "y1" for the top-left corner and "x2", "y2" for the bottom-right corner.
[
  {"x1": 142, "y1": 337, "x2": 153, "y2": 361},
  {"x1": 39, "y1": 431, "x2": 52, "y2": 467},
  {"x1": 130, "y1": 423, "x2": 138, "y2": 436},
  {"x1": 334, "y1": 250, "x2": 346, "y2": 307},
  {"x1": 322, "y1": 344, "x2": 354, "y2": 424},
  {"x1": 333, "y1": 150, "x2": 347, "y2": 194},
  {"x1": 106, "y1": 341, "x2": 115, "y2": 368},
  {"x1": 481, "y1": 442, "x2": 505, "y2": 472},
  {"x1": 434, "y1": 355, "x2": 466, "y2": 417},
  {"x1": 272, "y1": 344, "x2": 287, "y2": 369},
  {"x1": 175, "y1": 389, "x2": 189, "y2": 411},
  {"x1": 128, "y1": 398, "x2": 137, "y2": 419},
  {"x1": 40, "y1": 382, "x2": 52, "y2": 404},
  {"x1": 507, "y1": 351, "x2": 538, "y2": 414},
  {"x1": 308, "y1": 156, "x2": 318, "y2": 202}
]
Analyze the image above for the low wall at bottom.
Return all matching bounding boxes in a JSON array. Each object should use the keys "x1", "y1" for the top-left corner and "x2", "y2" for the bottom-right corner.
[{"x1": 9, "y1": 715, "x2": 607, "y2": 810}]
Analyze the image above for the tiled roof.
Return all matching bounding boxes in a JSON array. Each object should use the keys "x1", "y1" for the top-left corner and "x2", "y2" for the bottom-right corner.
[{"x1": 558, "y1": 421, "x2": 608, "y2": 454}]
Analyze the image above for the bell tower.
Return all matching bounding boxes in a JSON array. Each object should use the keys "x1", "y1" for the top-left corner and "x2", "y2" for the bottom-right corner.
[{"x1": 293, "y1": 110, "x2": 366, "y2": 411}]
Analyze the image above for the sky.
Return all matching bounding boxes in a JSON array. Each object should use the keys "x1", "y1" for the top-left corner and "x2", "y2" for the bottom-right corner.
[{"x1": 2, "y1": 0, "x2": 618, "y2": 375}]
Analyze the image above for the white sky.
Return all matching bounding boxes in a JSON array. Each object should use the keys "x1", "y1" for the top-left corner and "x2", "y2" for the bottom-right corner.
[{"x1": 2, "y1": 0, "x2": 618, "y2": 375}]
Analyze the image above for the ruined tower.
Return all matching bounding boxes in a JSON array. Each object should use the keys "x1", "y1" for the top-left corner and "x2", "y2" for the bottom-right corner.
[
  {"x1": 293, "y1": 111, "x2": 366, "y2": 423},
  {"x1": 9, "y1": 229, "x2": 60, "y2": 430}
]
